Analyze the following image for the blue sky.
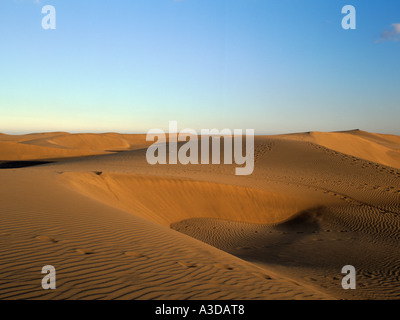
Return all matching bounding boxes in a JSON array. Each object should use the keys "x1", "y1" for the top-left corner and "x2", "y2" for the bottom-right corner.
[{"x1": 0, "y1": 0, "x2": 399, "y2": 134}]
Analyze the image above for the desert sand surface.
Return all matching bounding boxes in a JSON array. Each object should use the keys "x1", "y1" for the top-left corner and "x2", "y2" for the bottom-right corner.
[{"x1": 0, "y1": 130, "x2": 399, "y2": 300}]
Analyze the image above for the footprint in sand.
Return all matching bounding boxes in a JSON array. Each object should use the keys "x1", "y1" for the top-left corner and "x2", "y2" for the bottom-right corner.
[
  {"x1": 235, "y1": 246, "x2": 252, "y2": 250},
  {"x1": 35, "y1": 235, "x2": 58, "y2": 243},
  {"x1": 177, "y1": 261, "x2": 197, "y2": 268},
  {"x1": 214, "y1": 263, "x2": 234, "y2": 271},
  {"x1": 76, "y1": 248, "x2": 94, "y2": 255},
  {"x1": 252, "y1": 272, "x2": 272, "y2": 280},
  {"x1": 305, "y1": 277, "x2": 318, "y2": 282},
  {"x1": 125, "y1": 251, "x2": 147, "y2": 258}
]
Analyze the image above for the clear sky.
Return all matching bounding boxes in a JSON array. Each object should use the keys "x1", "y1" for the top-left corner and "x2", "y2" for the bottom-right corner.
[{"x1": 1, "y1": 0, "x2": 399, "y2": 134}]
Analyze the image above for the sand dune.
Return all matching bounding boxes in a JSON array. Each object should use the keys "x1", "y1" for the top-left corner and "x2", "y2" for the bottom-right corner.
[
  {"x1": 277, "y1": 130, "x2": 400, "y2": 169},
  {"x1": 0, "y1": 169, "x2": 330, "y2": 300},
  {"x1": 0, "y1": 133, "x2": 153, "y2": 161},
  {"x1": 61, "y1": 172, "x2": 324, "y2": 226},
  {"x1": 0, "y1": 130, "x2": 399, "y2": 300}
]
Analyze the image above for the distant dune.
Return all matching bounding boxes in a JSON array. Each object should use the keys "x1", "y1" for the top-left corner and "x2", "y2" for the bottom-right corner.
[
  {"x1": 0, "y1": 132, "x2": 151, "y2": 161},
  {"x1": 0, "y1": 130, "x2": 399, "y2": 300}
]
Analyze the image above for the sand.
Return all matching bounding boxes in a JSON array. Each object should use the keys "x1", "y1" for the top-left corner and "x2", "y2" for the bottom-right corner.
[{"x1": 0, "y1": 130, "x2": 399, "y2": 300}]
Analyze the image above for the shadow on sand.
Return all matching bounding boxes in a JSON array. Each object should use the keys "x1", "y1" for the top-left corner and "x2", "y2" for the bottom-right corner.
[{"x1": 0, "y1": 161, "x2": 54, "y2": 169}]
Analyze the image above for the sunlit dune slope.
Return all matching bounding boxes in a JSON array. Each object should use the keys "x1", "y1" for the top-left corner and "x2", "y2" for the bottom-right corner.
[
  {"x1": 276, "y1": 130, "x2": 400, "y2": 169},
  {"x1": 61, "y1": 172, "x2": 320, "y2": 226}
]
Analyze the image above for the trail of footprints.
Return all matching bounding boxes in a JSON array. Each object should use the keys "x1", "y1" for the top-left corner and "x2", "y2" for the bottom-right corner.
[
  {"x1": 34, "y1": 235, "x2": 95, "y2": 255},
  {"x1": 271, "y1": 160, "x2": 399, "y2": 216},
  {"x1": 275, "y1": 175, "x2": 400, "y2": 199},
  {"x1": 322, "y1": 188, "x2": 400, "y2": 216},
  {"x1": 33, "y1": 234, "x2": 151, "y2": 258},
  {"x1": 27, "y1": 229, "x2": 313, "y2": 285},
  {"x1": 309, "y1": 142, "x2": 400, "y2": 178},
  {"x1": 254, "y1": 143, "x2": 272, "y2": 163},
  {"x1": 355, "y1": 183, "x2": 400, "y2": 194},
  {"x1": 30, "y1": 233, "x2": 276, "y2": 281}
]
